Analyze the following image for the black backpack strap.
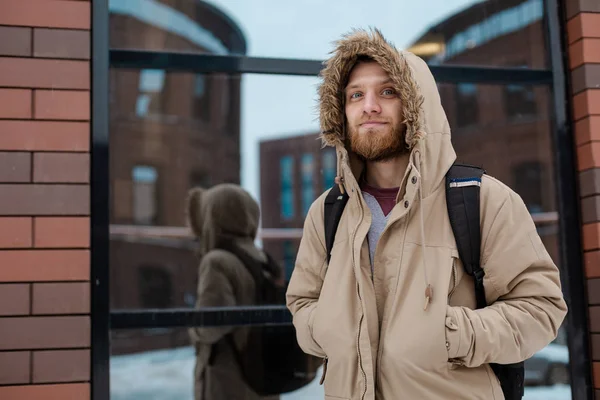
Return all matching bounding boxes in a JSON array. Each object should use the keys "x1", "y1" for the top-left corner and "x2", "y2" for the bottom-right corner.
[
  {"x1": 324, "y1": 185, "x2": 350, "y2": 264},
  {"x1": 445, "y1": 163, "x2": 486, "y2": 309}
]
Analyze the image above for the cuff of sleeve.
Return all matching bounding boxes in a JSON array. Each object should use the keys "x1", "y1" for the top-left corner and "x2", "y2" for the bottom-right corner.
[{"x1": 445, "y1": 305, "x2": 469, "y2": 361}]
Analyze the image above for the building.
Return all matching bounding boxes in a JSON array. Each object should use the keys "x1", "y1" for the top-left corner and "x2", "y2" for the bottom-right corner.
[
  {"x1": 0, "y1": 0, "x2": 599, "y2": 399},
  {"x1": 408, "y1": 0, "x2": 561, "y2": 266},
  {"x1": 259, "y1": 133, "x2": 336, "y2": 281}
]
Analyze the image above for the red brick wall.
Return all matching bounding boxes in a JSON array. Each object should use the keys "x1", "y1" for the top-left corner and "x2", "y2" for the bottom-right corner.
[
  {"x1": 565, "y1": 0, "x2": 600, "y2": 397},
  {"x1": 0, "y1": 1, "x2": 91, "y2": 399}
]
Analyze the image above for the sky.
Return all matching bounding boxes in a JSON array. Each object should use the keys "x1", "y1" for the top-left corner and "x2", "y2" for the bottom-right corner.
[{"x1": 201, "y1": 0, "x2": 482, "y2": 202}]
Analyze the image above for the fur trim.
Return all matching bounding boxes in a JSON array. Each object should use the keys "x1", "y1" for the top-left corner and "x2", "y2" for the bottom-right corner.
[
  {"x1": 186, "y1": 187, "x2": 204, "y2": 238},
  {"x1": 318, "y1": 28, "x2": 425, "y2": 149}
]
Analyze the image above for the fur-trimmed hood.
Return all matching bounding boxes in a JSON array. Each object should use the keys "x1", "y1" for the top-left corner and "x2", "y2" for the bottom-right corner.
[
  {"x1": 186, "y1": 184, "x2": 261, "y2": 259},
  {"x1": 318, "y1": 28, "x2": 456, "y2": 196}
]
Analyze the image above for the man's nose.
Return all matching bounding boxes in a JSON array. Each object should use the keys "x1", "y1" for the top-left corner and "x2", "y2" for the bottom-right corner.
[{"x1": 363, "y1": 92, "x2": 381, "y2": 114}]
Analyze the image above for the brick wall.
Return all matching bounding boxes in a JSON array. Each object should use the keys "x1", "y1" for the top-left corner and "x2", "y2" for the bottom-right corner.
[
  {"x1": 0, "y1": 1, "x2": 91, "y2": 399},
  {"x1": 565, "y1": 0, "x2": 600, "y2": 397}
]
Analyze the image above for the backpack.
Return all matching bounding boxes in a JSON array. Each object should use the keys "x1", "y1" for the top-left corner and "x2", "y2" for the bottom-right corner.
[
  {"x1": 323, "y1": 163, "x2": 525, "y2": 400},
  {"x1": 210, "y1": 242, "x2": 320, "y2": 396}
]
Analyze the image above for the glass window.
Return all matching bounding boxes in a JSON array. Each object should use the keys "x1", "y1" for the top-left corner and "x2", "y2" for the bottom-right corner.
[
  {"x1": 280, "y1": 155, "x2": 295, "y2": 220},
  {"x1": 454, "y1": 83, "x2": 479, "y2": 128},
  {"x1": 138, "y1": 265, "x2": 173, "y2": 308},
  {"x1": 504, "y1": 84, "x2": 537, "y2": 119},
  {"x1": 301, "y1": 153, "x2": 315, "y2": 217},
  {"x1": 513, "y1": 162, "x2": 545, "y2": 213},
  {"x1": 136, "y1": 69, "x2": 166, "y2": 118},
  {"x1": 322, "y1": 149, "x2": 337, "y2": 190},
  {"x1": 132, "y1": 165, "x2": 158, "y2": 225},
  {"x1": 107, "y1": 0, "x2": 570, "y2": 398},
  {"x1": 110, "y1": 0, "x2": 548, "y2": 68},
  {"x1": 283, "y1": 240, "x2": 296, "y2": 282}
]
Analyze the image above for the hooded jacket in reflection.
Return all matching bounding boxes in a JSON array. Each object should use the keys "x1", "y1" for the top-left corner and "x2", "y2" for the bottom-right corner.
[
  {"x1": 286, "y1": 28, "x2": 567, "y2": 400},
  {"x1": 187, "y1": 184, "x2": 273, "y2": 400}
]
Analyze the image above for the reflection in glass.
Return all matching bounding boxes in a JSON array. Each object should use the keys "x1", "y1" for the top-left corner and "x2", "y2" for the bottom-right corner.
[
  {"x1": 111, "y1": 330, "x2": 325, "y2": 400},
  {"x1": 107, "y1": 0, "x2": 571, "y2": 398}
]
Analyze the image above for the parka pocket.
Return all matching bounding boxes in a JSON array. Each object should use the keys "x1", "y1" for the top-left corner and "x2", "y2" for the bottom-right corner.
[
  {"x1": 448, "y1": 250, "x2": 469, "y2": 306},
  {"x1": 448, "y1": 256, "x2": 459, "y2": 298},
  {"x1": 319, "y1": 357, "x2": 328, "y2": 385}
]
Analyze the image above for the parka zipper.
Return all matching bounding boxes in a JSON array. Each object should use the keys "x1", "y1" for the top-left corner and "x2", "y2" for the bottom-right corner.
[
  {"x1": 351, "y1": 199, "x2": 368, "y2": 400},
  {"x1": 319, "y1": 357, "x2": 328, "y2": 385}
]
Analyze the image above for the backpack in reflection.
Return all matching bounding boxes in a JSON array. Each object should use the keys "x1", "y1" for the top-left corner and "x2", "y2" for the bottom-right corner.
[{"x1": 213, "y1": 242, "x2": 321, "y2": 396}]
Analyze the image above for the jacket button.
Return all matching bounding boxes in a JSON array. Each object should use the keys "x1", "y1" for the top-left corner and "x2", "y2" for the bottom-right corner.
[
  {"x1": 411, "y1": 176, "x2": 417, "y2": 184},
  {"x1": 404, "y1": 200, "x2": 409, "y2": 208},
  {"x1": 445, "y1": 341, "x2": 450, "y2": 349}
]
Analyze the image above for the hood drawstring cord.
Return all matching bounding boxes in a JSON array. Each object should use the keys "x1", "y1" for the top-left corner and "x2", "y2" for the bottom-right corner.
[
  {"x1": 334, "y1": 176, "x2": 346, "y2": 195},
  {"x1": 412, "y1": 151, "x2": 433, "y2": 311},
  {"x1": 334, "y1": 148, "x2": 346, "y2": 194}
]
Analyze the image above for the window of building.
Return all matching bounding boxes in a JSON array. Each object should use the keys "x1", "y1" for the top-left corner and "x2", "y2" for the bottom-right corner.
[
  {"x1": 322, "y1": 150, "x2": 337, "y2": 191},
  {"x1": 132, "y1": 165, "x2": 158, "y2": 225},
  {"x1": 301, "y1": 153, "x2": 314, "y2": 216},
  {"x1": 513, "y1": 162, "x2": 544, "y2": 213},
  {"x1": 444, "y1": 0, "x2": 544, "y2": 60},
  {"x1": 280, "y1": 156, "x2": 295, "y2": 219},
  {"x1": 193, "y1": 74, "x2": 211, "y2": 122},
  {"x1": 136, "y1": 69, "x2": 166, "y2": 118},
  {"x1": 283, "y1": 241, "x2": 296, "y2": 282},
  {"x1": 138, "y1": 266, "x2": 173, "y2": 309},
  {"x1": 455, "y1": 83, "x2": 479, "y2": 127},
  {"x1": 504, "y1": 84, "x2": 537, "y2": 119}
]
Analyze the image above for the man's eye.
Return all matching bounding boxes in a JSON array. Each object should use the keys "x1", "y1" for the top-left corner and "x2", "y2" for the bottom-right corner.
[
  {"x1": 382, "y1": 89, "x2": 395, "y2": 96},
  {"x1": 350, "y1": 92, "x2": 362, "y2": 99}
]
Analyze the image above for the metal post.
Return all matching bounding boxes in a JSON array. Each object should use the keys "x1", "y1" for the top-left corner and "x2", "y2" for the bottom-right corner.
[{"x1": 91, "y1": 0, "x2": 111, "y2": 398}]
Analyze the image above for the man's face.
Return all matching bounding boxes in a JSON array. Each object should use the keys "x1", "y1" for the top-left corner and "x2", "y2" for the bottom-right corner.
[{"x1": 344, "y1": 61, "x2": 407, "y2": 162}]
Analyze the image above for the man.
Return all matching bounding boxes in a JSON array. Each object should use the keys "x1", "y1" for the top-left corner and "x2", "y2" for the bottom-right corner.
[{"x1": 286, "y1": 28, "x2": 567, "y2": 400}]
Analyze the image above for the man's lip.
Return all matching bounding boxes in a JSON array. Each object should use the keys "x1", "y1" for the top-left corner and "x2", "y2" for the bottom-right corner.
[{"x1": 360, "y1": 121, "x2": 387, "y2": 126}]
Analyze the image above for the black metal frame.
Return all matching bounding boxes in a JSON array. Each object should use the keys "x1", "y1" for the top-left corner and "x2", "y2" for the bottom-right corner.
[
  {"x1": 110, "y1": 49, "x2": 553, "y2": 84},
  {"x1": 111, "y1": 305, "x2": 292, "y2": 329},
  {"x1": 91, "y1": 2, "x2": 589, "y2": 400},
  {"x1": 545, "y1": 0, "x2": 593, "y2": 398},
  {"x1": 91, "y1": 0, "x2": 110, "y2": 399}
]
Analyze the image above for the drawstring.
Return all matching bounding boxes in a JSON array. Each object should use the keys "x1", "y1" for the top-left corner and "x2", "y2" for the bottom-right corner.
[
  {"x1": 412, "y1": 151, "x2": 433, "y2": 311},
  {"x1": 334, "y1": 176, "x2": 346, "y2": 194},
  {"x1": 334, "y1": 148, "x2": 346, "y2": 194}
]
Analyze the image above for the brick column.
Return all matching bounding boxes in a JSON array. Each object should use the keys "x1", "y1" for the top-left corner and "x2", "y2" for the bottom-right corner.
[
  {"x1": 565, "y1": 0, "x2": 600, "y2": 397},
  {"x1": 0, "y1": 1, "x2": 91, "y2": 399}
]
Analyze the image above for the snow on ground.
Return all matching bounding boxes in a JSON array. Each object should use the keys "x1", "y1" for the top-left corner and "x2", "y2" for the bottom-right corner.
[{"x1": 110, "y1": 346, "x2": 571, "y2": 400}]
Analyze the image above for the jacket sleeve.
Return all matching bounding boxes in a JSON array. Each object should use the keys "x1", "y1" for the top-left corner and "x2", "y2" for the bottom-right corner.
[
  {"x1": 446, "y1": 181, "x2": 568, "y2": 367},
  {"x1": 189, "y1": 252, "x2": 237, "y2": 345},
  {"x1": 286, "y1": 200, "x2": 327, "y2": 358}
]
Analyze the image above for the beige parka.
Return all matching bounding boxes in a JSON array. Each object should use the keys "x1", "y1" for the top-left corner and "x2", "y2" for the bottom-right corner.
[{"x1": 286, "y1": 29, "x2": 568, "y2": 400}]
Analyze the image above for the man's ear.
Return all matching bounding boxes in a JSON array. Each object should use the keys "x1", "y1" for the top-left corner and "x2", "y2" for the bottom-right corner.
[{"x1": 186, "y1": 188, "x2": 204, "y2": 237}]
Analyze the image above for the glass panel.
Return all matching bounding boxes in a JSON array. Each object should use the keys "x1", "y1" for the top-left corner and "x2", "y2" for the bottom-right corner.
[
  {"x1": 109, "y1": 63, "x2": 570, "y2": 397},
  {"x1": 110, "y1": 328, "x2": 324, "y2": 400},
  {"x1": 442, "y1": 83, "x2": 570, "y2": 397},
  {"x1": 109, "y1": 0, "x2": 549, "y2": 68},
  {"x1": 109, "y1": 72, "x2": 320, "y2": 310}
]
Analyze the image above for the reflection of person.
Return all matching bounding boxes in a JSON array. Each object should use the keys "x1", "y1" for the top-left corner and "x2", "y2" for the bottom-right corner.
[
  {"x1": 187, "y1": 184, "x2": 275, "y2": 400},
  {"x1": 286, "y1": 29, "x2": 567, "y2": 399}
]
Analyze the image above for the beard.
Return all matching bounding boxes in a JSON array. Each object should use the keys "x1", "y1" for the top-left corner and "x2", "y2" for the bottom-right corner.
[{"x1": 349, "y1": 121, "x2": 408, "y2": 162}]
